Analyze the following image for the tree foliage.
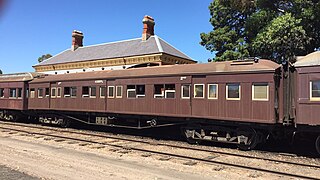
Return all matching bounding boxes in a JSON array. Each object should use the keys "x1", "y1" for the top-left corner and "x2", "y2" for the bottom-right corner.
[
  {"x1": 201, "y1": 0, "x2": 320, "y2": 63},
  {"x1": 38, "y1": 54, "x2": 52, "y2": 63},
  {"x1": 0, "y1": 69, "x2": 2, "y2": 74}
]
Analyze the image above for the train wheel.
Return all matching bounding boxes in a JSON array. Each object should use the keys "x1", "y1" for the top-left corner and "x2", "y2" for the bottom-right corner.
[
  {"x1": 237, "y1": 128, "x2": 258, "y2": 151},
  {"x1": 316, "y1": 135, "x2": 320, "y2": 156}
]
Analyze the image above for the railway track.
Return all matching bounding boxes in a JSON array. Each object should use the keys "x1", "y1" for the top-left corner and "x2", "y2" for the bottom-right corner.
[{"x1": 0, "y1": 121, "x2": 319, "y2": 179}]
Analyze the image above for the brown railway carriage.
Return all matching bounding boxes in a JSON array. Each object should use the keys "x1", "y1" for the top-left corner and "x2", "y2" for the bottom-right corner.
[
  {"x1": 29, "y1": 60, "x2": 282, "y2": 126},
  {"x1": 0, "y1": 73, "x2": 40, "y2": 120}
]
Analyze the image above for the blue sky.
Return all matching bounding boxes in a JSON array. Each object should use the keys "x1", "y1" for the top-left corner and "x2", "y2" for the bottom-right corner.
[{"x1": 0, "y1": 0, "x2": 214, "y2": 74}]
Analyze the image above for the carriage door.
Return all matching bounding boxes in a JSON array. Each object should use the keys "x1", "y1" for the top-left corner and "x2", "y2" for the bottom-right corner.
[{"x1": 191, "y1": 75, "x2": 208, "y2": 117}]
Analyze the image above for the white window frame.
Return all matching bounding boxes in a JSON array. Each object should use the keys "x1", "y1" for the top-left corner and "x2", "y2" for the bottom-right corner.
[
  {"x1": 208, "y1": 84, "x2": 218, "y2": 100},
  {"x1": 194, "y1": 84, "x2": 205, "y2": 98},
  {"x1": 56, "y1": 87, "x2": 61, "y2": 98},
  {"x1": 181, "y1": 84, "x2": 190, "y2": 99},
  {"x1": 252, "y1": 83, "x2": 269, "y2": 101},
  {"x1": 165, "y1": 90, "x2": 176, "y2": 99},
  {"x1": 226, "y1": 83, "x2": 241, "y2": 100},
  {"x1": 38, "y1": 88, "x2": 43, "y2": 98},
  {"x1": 99, "y1": 86, "x2": 106, "y2": 98},
  {"x1": 116, "y1": 86, "x2": 123, "y2": 98},
  {"x1": 51, "y1": 87, "x2": 57, "y2": 98},
  {"x1": 30, "y1": 89, "x2": 35, "y2": 98},
  {"x1": 108, "y1": 86, "x2": 115, "y2": 98},
  {"x1": 310, "y1": 81, "x2": 320, "y2": 101},
  {"x1": 89, "y1": 86, "x2": 96, "y2": 98},
  {"x1": 127, "y1": 89, "x2": 136, "y2": 98}
]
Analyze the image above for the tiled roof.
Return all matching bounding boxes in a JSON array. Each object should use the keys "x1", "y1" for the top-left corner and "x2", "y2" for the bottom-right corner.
[{"x1": 34, "y1": 36, "x2": 194, "y2": 67}]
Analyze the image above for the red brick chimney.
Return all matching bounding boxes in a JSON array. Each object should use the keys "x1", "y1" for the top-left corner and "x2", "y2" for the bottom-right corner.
[
  {"x1": 142, "y1": 15, "x2": 155, "y2": 41},
  {"x1": 71, "y1": 30, "x2": 83, "y2": 51}
]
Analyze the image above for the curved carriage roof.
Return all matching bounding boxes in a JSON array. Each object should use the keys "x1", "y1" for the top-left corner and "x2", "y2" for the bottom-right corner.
[
  {"x1": 294, "y1": 51, "x2": 320, "y2": 67},
  {"x1": 0, "y1": 72, "x2": 44, "y2": 82},
  {"x1": 30, "y1": 59, "x2": 280, "y2": 83}
]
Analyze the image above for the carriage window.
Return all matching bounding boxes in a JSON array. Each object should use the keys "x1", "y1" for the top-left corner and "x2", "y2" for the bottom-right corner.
[
  {"x1": 9, "y1": 88, "x2": 17, "y2": 98},
  {"x1": 208, "y1": 84, "x2": 218, "y2": 99},
  {"x1": 45, "y1": 88, "x2": 50, "y2": 97},
  {"x1": 51, "y1": 88, "x2": 56, "y2": 98},
  {"x1": 154, "y1": 84, "x2": 164, "y2": 98},
  {"x1": 127, "y1": 85, "x2": 136, "y2": 98},
  {"x1": 165, "y1": 84, "x2": 175, "y2": 99},
  {"x1": 116, "y1": 86, "x2": 122, "y2": 98},
  {"x1": 90, "y1": 86, "x2": 96, "y2": 98},
  {"x1": 252, "y1": 83, "x2": 268, "y2": 101},
  {"x1": 181, "y1": 84, "x2": 190, "y2": 99},
  {"x1": 64, "y1": 87, "x2": 70, "y2": 97},
  {"x1": 71, "y1": 87, "x2": 77, "y2": 98},
  {"x1": 310, "y1": 80, "x2": 320, "y2": 100},
  {"x1": 82, "y1": 86, "x2": 89, "y2": 97},
  {"x1": 226, "y1": 83, "x2": 240, "y2": 100},
  {"x1": 17, "y1": 88, "x2": 22, "y2": 98},
  {"x1": 30, "y1": 88, "x2": 35, "y2": 98},
  {"x1": 38, "y1": 88, "x2": 43, "y2": 98},
  {"x1": 136, "y1": 85, "x2": 145, "y2": 98},
  {"x1": 100, "y1": 86, "x2": 106, "y2": 98},
  {"x1": 194, "y1": 84, "x2": 204, "y2": 98},
  {"x1": 0, "y1": 88, "x2": 4, "y2": 98},
  {"x1": 57, "y1": 87, "x2": 61, "y2": 98},
  {"x1": 108, "y1": 86, "x2": 115, "y2": 98},
  {"x1": 26, "y1": 88, "x2": 29, "y2": 98}
]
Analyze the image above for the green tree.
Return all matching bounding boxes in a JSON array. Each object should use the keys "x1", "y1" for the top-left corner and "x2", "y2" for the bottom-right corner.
[
  {"x1": 201, "y1": 0, "x2": 320, "y2": 62},
  {"x1": 38, "y1": 54, "x2": 52, "y2": 63},
  {"x1": 0, "y1": 69, "x2": 2, "y2": 74}
]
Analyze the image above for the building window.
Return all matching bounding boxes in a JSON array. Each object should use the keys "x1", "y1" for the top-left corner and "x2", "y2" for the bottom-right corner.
[
  {"x1": 154, "y1": 84, "x2": 164, "y2": 98},
  {"x1": 194, "y1": 84, "x2": 204, "y2": 98},
  {"x1": 208, "y1": 84, "x2": 218, "y2": 99},
  {"x1": 310, "y1": 80, "x2": 320, "y2": 101},
  {"x1": 57, "y1": 87, "x2": 61, "y2": 98},
  {"x1": 90, "y1": 86, "x2": 96, "y2": 98},
  {"x1": 164, "y1": 84, "x2": 175, "y2": 99},
  {"x1": 127, "y1": 85, "x2": 136, "y2": 98},
  {"x1": 38, "y1": 88, "x2": 43, "y2": 98},
  {"x1": 45, "y1": 88, "x2": 50, "y2": 97},
  {"x1": 116, "y1": 86, "x2": 122, "y2": 98},
  {"x1": 226, "y1": 83, "x2": 240, "y2": 100},
  {"x1": 30, "y1": 88, "x2": 35, "y2": 98},
  {"x1": 17, "y1": 88, "x2": 22, "y2": 98},
  {"x1": 252, "y1": 83, "x2": 268, "y2": 101},
  {"x1": 136, "y1": 85, "x2": 145, "y2": 98},
  {"x1": 82, "y1": 86, "x2": 89, "y2": 97},
  {"x1": 0, "y1": 88, "x2": 4, "y2": 98},
  {"x1": 100, "y1": 86, "x2": 106, "y2": 98},
  {"x1": 108, "y1": 86, "x2": 115, "y2": 98},
  {"x1": 181, "y1": 84, "x2": 190, "y2": 99},
  {"x1": 51, "y1": 88, "x2": 56, "y2": 98}
]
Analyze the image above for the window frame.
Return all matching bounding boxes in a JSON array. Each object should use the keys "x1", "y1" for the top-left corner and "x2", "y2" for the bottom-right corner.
[
  {"x1": 51, "y1": 87, "x2": 57, "y2": 98},
  {"x1": 127, "y1": 85, "x2": 136, "y2": 99},
  {"x1": 226, "y1": 83, "x2": 241, "y2": 100},
  {"x1": 116, "y1": 86, "x2": 123, "y2": 98},
  {"x1": 208, "y1": 84, "x2": 218, "y2": 100},
  {"x1": 310, "y1": 80, "x2": 320, "y2": 101},
  {"x1": 181, "y1": 84, "x2": 191, "y2": 99},
  {"x1": 56, "y1": 87, "x2": 61, "y2": 98},
  {"x1": 90, "y1": 86, "x2": 97, "y2": 98},
  {"x1": 194, "y1": 84, "x2": 205, "y2": 99},
  {"x1": 38, "y1": 88, "x2": 44, "y2": 98},
  {"x1": 108, "y1": 86, "x2": 115, "y2": 98},
  {"x1": 82, "y1": 86, "x2": 90, "y2": 97},
  {"x1": 165, "y1": 90, "x2": 176, "y2": 99},
  {"x1": 99, "y1": 86, "x2": 106, "y2": 98},
  {"x1": 9, "y1": 88, "x2": 17, "y2": 99},
  {"x1": 252, "y1": 83, "x2": 269, "y2": 101},
  {"x1": 30, "y1": 88, "x2": 35, "y2": 98},
  {"x1": 154, "y1": 84, "x2": 164, "y2": 98}
]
